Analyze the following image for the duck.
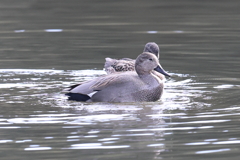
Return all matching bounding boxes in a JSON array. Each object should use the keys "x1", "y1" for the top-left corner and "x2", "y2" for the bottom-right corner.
[
  {"x1": 104, "y1": 42, "x2": 165, "y2": 80},
  {"x1": 65, "y1": 52, "x2": 170, "y2": 102}
]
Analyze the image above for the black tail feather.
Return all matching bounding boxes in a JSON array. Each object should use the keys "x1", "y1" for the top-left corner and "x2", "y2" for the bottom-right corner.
[{"x1": 65, "y1": 93, "x2": 90, "y2": 102}]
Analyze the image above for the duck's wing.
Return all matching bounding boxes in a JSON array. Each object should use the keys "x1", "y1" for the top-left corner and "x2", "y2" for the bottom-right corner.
[
  {"x1": 104, "y1": 58, "x2": 117, "y2": 74},
  {"x1": 104, "y1": 58, "x2": 115, "y2": 69},
  {"x1": 104, "y1": 57, "x2": 135, "y2": 74},
  {"x1": 62, "y1": 82, "x2": 84, "y2": 92},
  {"x1": 90, "y1": 74, "x2": 125, "y2": 91},
  {"x1": 67, "y1": 73, "x2": 131, "y2": 94}
]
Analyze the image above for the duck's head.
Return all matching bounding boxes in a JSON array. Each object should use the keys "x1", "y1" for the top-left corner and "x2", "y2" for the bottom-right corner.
[
  {"x1": 135, "y1": 52, "x2": 170, "y2": 77},
  {"x1": 143, "y1": 42, "x2": 160, "y2": 58}
]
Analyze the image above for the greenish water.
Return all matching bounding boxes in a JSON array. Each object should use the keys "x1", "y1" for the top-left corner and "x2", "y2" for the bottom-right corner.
[{"x1": 0, "y1": 0, "x2": 240, "y2": 160}]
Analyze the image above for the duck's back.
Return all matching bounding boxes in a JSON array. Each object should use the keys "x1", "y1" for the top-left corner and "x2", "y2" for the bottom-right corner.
[{"x1": 104, "y1": 58, "x2": 135, "y2": 74}]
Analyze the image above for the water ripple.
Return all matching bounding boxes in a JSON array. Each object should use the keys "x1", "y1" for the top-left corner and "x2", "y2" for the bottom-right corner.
[
  {"x1": 7, "y1": 113, "x2": 136, "y2": 125},
  {"x1": 65, "y1": 143, "x2": 130, "y2": 149},
  {"x1": 1, "y1": 68, "x2": 237, "y2": 158},
  {"x1": 25, "y1": 147, "x2": 52, "y2": 151},
  {"x1": 196, "y1": 148, "x2": 230, "y2": 154}
]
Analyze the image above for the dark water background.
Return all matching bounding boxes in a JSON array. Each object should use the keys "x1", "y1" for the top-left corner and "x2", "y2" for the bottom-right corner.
[{"x1": 0, "y1": 0, "x2": 240, "y2": 160}]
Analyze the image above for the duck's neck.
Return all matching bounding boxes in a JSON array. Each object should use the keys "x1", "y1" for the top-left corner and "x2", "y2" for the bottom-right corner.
[
  {"x1": 138, "y1": 73, "x2": 159, "y2": 85},
  {"x1": 135, "y1": 65, "x2": 160, "y2": 85}
]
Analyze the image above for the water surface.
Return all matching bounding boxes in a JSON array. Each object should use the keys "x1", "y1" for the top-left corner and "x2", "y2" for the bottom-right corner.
[{"x1": 0, "y1": 0, "x2": 240, "y2": 160}]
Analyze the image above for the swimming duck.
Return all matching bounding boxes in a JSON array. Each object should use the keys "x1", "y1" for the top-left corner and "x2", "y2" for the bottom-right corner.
[{"x1": 65, "y1": 52, "x2": 170, "y2": 102}]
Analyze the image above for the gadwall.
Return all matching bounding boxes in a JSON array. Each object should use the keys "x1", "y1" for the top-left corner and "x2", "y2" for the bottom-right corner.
[
  {"x1": 104, "y1": 42, "x2": 165, "y2": 80},
  {"x1": 65, "y1": 52, "x2": 170, "y2": 102}
]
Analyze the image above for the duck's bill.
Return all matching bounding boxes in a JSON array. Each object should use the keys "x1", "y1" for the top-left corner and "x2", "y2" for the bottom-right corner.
[{"x1": 154, "y1": 65, "x2": 171, "y2": 77}]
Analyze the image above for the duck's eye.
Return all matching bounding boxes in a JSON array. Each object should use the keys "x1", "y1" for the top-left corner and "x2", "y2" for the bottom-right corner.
[{"x1": 149, "y1": 58, "x2": 153, "y2": 61}]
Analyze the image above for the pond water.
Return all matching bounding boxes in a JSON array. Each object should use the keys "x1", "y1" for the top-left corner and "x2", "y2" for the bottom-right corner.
[{"x1": 0, "y1": 0, "x2": 240, "y2": 160}]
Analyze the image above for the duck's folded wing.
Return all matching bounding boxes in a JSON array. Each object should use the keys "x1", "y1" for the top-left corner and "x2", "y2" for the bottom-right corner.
[
  {"x1": 104, "y1": 57, "x2": 135, "y2": 74},
  {"x1": 68, "y1": 74, "x2": 126, "y2": 94},
  {"x1": 104, "y1": 58, "x2": 115, "y2": 69},
  {"x1": 90, "y1": 75, "x2": 124, "y2": 91},
  {"x1": 104, "y1": 58, "x2": 117, "y2": 74},
  {"x1": 62, "y1": 83, "x2": 83, "y2": 92}
]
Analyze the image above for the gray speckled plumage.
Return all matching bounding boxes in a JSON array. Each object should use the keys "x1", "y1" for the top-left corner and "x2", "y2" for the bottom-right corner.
[
  {"x1": 104, "y1": 42, "x2": 165, "y2": 80},
  {"x1": 65, "y1": 52, "x2": 170, "y2": 103}
]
